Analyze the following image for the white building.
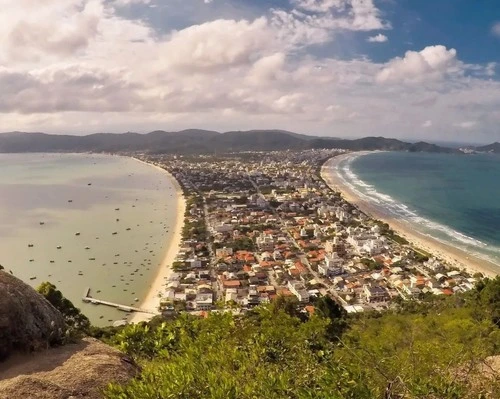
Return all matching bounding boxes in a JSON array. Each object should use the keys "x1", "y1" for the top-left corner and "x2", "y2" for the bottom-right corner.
[
  {"x1": 195, "y1": 293, "x2": 213, "y2": 311},
  {"x1": 318, "y1": 253, "x2": 344, "y2": 277},
  {"x1": 287, "y1": 281, "x2": 310, "y2": 303}
]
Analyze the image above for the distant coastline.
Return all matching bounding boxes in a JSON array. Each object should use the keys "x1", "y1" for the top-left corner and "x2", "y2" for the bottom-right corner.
[
  {"x1": 321, "y1": 153, "x2": 498, "y2": 278},
  {"x1": 129, "y1": 158, "x2": 186, "y2": 323}
]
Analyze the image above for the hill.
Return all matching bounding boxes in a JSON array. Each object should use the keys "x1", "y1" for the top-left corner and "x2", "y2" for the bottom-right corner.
[
  {"x1": 476, "y1": 142, "x2": 500, "y2": 153},
  {"x1": 102, "y1": 283, "x2": 500, "y2": 399},
  {"x1": 0, "y1": 130, "x2": 458, "y2": 154}
]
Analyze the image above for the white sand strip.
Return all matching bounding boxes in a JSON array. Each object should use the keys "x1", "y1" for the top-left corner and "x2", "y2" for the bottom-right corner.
[
  {"x1": 129, "y1": 159, "x2": 186, "y2": 323},
  {"x1": 322, "y1": 154, "x2": 498, "y2": 278}
]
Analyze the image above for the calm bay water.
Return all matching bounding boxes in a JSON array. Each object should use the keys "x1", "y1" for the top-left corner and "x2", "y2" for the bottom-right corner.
[
  {"x1": 0, "y1": 153, "x2": 179, "y2": 326},
  {"x1": 336, "y1": 151, "x2": 500, "y2": 271}
]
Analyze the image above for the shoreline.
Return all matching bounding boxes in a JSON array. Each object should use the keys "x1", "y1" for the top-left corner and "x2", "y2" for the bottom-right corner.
[
  {"x1": 129, "y1": 158, "x2": 186, "y2": 323},
  {"x1": 321, "y1": 153, "x2": 498, "y2": 278}
]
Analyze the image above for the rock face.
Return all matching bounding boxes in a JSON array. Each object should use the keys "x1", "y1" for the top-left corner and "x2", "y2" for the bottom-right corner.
[
  {"x1": 0, "y1": 338, "x2": 139, "y2": 399},
  {"x1": 0, "y1": 271, "x2": 66, "y2": 360}
]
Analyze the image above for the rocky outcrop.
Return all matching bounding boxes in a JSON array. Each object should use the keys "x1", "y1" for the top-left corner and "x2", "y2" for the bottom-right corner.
[
  {"x1": 0, "y1": 338, "x2": 139, "y2": 399},
  {"x1": 0, "y1": 271, "x2": 66, "y2": 360}
]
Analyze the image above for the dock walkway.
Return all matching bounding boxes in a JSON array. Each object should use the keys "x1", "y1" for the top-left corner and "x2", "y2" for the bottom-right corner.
[{"x1": 82, "y1": 287, "x2": 157, "y2": 315}]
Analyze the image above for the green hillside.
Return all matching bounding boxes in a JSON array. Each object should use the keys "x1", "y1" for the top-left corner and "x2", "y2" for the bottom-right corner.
[{"x1": 87, "y1": 278, "x2": 500, "y2": 399}]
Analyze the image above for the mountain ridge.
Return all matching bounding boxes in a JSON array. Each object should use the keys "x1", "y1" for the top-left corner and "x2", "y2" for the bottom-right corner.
[{"x1": 0, "y1": 129, "x2": 472, "y2": 154}]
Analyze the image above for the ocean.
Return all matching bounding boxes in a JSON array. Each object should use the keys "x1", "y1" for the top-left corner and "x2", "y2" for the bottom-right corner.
[
  {"x1": 335, "y1": 151, "x2": 500, "y2": 272},
  {"x1": 0, "y1": 153, "x2": 179, "y2": 326}
]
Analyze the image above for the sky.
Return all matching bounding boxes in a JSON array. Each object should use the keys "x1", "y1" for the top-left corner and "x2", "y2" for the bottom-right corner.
[{"x1": 1, "y1": 0, "x2": 500, "y2": 143}]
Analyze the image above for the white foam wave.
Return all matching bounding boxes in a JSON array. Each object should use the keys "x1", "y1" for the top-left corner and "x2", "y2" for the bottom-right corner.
[{"x1": 334, "y1": 153, "x2": 497, "y2": 258}]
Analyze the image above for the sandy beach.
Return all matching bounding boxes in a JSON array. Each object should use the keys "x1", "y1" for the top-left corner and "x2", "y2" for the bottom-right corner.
[
  {"x1": 322, "y1": 153, "x2": 498, "y2": 278},
  {"x1": 129, "y1": 159, "x2": 186, "y2": 323}
]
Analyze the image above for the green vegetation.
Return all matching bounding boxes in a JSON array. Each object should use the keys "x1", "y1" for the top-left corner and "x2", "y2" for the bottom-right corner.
[
  {"x1": 360, "y1": 257, "x2": 384, "y2": 270},
  {"x1": 373, "y1": 221, "x2": 410, "y2": 245},
  {"x1": 37, "y1": 282, "x2": 90, "y2": 332},
  {"x1": 390, "y1": 233, "x2": 409, "y2": 245},
  {"x1": 102, "y1": 279, "x2": 500, "y2": 399},
  {"x1": 229, "y1": 237, "x2": 255, "y2": 251},
  {"x1": 183, "y1": 195, "x2": 207, "y2": 240},
  {"x1": 213, "y1": 237, "x2": 255, "y2": 252},
  {"x1": 410, "y1": 249, "x2": 430, "y2": 263}
]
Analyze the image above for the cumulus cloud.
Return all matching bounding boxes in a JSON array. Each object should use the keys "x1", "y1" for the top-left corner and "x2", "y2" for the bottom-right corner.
[
  {"x1": 377, "y1": 45, "x2": 458, "y2": 83},
  {"x1": 0, "y1": 65, "x2": 142, "y2": 114},
  {"x1": 159, "y1": 18, "x2": 273, "y2": 71},
  {"x1": 367, "y1": 33, "x2": 387, "y2": 42},
  {"x1": 247, "y1": 53, "x2": 286, "y2": 84},
  {"x1": 0, "y1": 0, "x2": 498, "y2": 143}
]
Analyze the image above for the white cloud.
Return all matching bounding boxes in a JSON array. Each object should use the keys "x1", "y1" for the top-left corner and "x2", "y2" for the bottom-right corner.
[
  {"x1": 377, "y1": 45, "x2": 458, "y2": 83},
  {"x1": 292, "y1": 0, "x2": 389, "y2": 31},
  {"x1": 454, "y1": 121, "x2": 477, "y2": 129},
  {"x1": 492, "y1": 21, "x2": 500, "y2": 37},
  {"x1": 159, "y1": 18, "x2": 273, "y2": 71},
  {"x1": 247, "y1": 53, "x2": 286, "y2": 84},
  {"x1": 0, "y1": 1, "x2": 498, "y2": 143},
  {"x1": 113, "y1": 0, "x2": 152, "y2": 6},
  {"x1": 367, "y1": 33, "x2": 387, "y2": 42}
]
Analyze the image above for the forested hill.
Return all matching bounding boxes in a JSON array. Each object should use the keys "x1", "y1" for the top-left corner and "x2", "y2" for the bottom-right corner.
[
  {"x1": 476, "y1": 142, "x2": 500, "y2": 153},
  {"x1": 0, "y1": 130, "x2": 459, "y2": 154}
]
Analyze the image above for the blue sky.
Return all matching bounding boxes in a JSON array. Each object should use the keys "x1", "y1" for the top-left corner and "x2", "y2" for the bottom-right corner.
[
  {"x1": 1, "y1": 0, "x2": 500, "y2": 143},
  {"x1": 119, "y1": 0, "x2": 500, "y2": 65}
]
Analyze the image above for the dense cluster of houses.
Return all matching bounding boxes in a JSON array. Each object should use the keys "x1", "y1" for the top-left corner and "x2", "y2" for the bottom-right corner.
[{"x1": 138, "y1": 150, "x2": 477, "y2": 315}]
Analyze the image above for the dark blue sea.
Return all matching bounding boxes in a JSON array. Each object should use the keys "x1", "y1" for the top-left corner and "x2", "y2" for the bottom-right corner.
[{"x1": 337, "y1": 151, "x2": 500, "y2": 269}]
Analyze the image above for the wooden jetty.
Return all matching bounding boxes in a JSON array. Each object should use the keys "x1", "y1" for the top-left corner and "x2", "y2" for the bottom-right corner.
[{"x1": 82, "y1": 287, "x2": 157, "y2": 315}]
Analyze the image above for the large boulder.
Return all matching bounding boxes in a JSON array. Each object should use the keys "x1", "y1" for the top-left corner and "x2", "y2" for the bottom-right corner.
[
  {"x1": 0, "y1": 271, "x2": 66, "y2": 360},
  {"x1": 0, "y1": 338, "x2": 139, "y2": 399}
]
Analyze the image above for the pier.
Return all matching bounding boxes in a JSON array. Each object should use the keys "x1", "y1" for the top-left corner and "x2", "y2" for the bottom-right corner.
[{"x1": 82, "y1": 287, "x2": 157, "y2": 315}]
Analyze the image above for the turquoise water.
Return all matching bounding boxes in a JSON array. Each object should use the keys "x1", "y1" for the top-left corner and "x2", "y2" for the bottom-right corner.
[
  {"x1": 335, "y1": 152, "x2": 500, "y2": 272},
  {"x1": 0, "y1": 154, "x2": 179, "y2": 326}
]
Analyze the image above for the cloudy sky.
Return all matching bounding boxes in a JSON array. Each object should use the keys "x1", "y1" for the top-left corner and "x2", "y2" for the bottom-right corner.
[{"x1": 2, "y1": 0, "x2": 500, "y2": 143}]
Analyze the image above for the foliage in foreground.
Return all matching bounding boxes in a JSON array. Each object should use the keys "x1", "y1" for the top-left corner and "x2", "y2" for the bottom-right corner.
[
  {"x1": 104, "y1": 281, "x2": 500, "y2": 399},
  {"x1": 37, "y1": 281, "x2": 90, "y2": 332}
]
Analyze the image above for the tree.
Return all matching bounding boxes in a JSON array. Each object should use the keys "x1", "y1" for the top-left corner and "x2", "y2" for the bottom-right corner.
[
  {"x1": 314, "y1": 296, "x2": 348, "y2": 339},
  {"x1": 37, "y1": 282, "x2": 90, "y2": 332},
  {"x1": 471, "y1": 276, "x2": 500, "y2": 327}
]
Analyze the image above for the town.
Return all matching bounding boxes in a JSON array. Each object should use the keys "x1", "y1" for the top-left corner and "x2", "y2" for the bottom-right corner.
[{"x1": 135, "y1": 150, "x2": 479, "y2": 316}]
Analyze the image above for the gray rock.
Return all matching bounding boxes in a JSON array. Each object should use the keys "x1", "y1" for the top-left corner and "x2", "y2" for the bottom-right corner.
[{"x1": 0, "y1": 271, "x2": 66, "y2": 360}]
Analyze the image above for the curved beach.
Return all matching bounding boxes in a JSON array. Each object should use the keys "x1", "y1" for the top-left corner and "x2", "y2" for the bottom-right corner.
[
  {"x1": 129, "y1": 160, "x2": 186, "y2": 323},
  {"x1": 322, "y1": 153, "x2": 498, "y2": 278}
]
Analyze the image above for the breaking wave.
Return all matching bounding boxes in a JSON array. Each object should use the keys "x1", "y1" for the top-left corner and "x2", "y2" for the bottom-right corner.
[{"x1": 334, "y1": 153, "x2": 500, "y2": 267}]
